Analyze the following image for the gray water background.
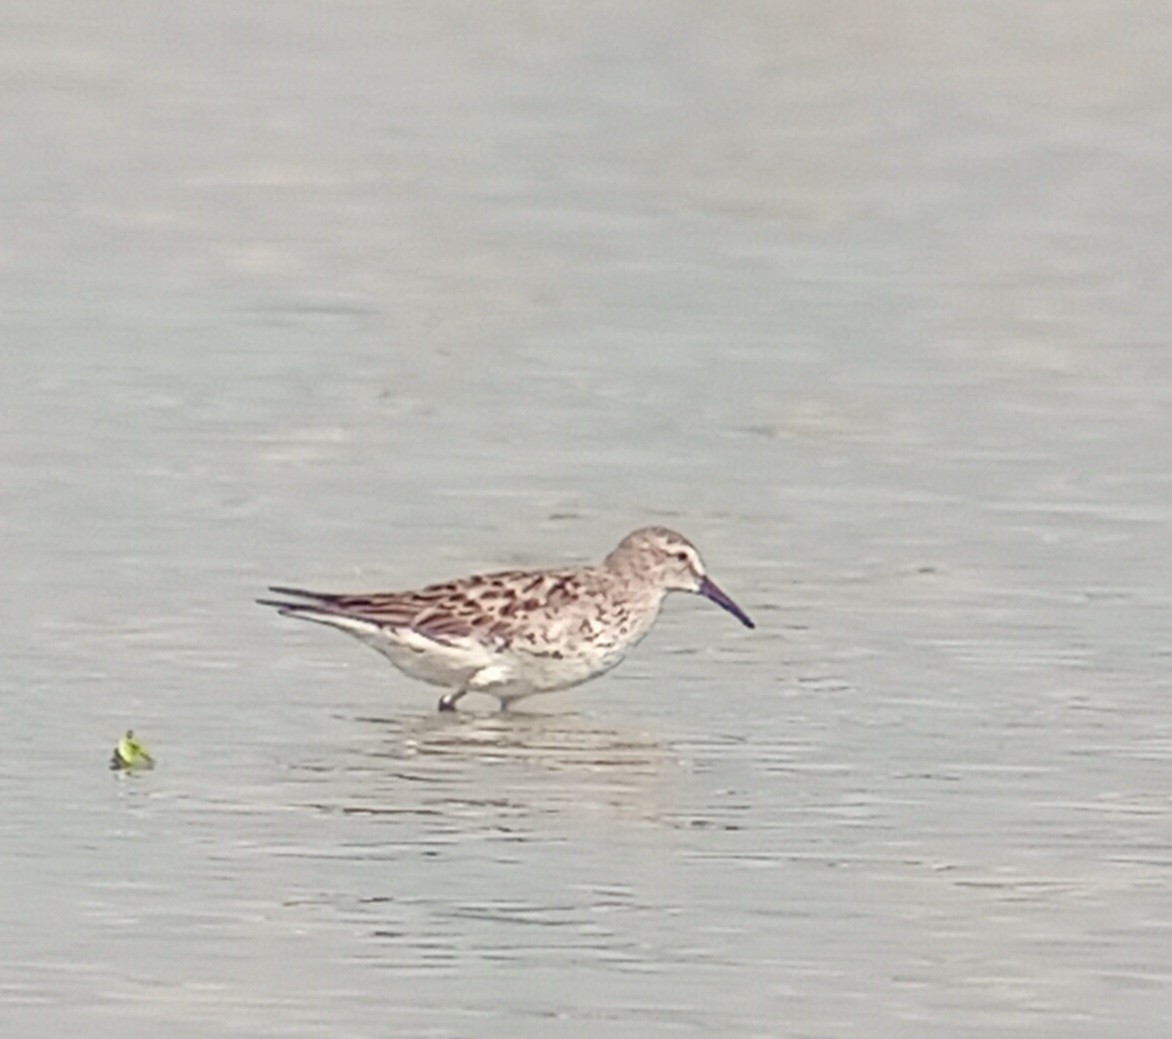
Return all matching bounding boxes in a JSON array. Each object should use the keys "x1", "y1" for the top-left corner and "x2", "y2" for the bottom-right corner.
[{"x1": 1, "y1": 3, "x2": 1170, "y2": 1035}]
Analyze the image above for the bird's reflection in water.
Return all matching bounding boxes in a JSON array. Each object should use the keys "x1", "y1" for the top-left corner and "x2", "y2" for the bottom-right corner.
[{"x1": 296, "y1": 703, "x2": 679, "y2": 826}]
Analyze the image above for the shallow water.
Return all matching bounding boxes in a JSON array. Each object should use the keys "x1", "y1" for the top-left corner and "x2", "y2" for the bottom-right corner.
[{"x1": 2, "y1": 3, "x2": 1171, "y2": 1035}]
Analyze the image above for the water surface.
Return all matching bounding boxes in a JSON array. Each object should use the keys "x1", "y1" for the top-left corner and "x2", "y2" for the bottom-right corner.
[{"x1": 2, "y1": 3, "x2": 1171, "y2": 1035}]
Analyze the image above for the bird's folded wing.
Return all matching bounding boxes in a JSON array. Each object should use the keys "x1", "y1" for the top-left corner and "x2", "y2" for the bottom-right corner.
[{"x1": 265, "y1": 567, "x2": 592, "y2": 648}]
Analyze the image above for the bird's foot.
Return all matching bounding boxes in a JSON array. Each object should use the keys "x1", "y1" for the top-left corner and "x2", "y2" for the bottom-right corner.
[{"x1": 437, "y1": 690, "x2": 465, "y2": 712}]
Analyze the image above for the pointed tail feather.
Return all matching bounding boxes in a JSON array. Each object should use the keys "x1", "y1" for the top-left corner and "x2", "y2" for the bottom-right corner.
[
  {"x1": 264, "y1": 585, "x2": 344, "y2": 603},
  {"x1": 257, "y1": 596, "x2": 387, "y2": 639}
]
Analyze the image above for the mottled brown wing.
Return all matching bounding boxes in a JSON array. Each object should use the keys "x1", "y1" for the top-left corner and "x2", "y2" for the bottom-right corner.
[
  {"x1": 407, "y1": 567, "x2": 591, "y2": 646},
  {"x1": 268, "y1": 567, "x2": 594, "y2": 648}
]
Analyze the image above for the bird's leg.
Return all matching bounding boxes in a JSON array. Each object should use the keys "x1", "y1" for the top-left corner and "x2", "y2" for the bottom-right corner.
[{"x1": 437, "y1": 685, "x2": 468, "y2": 712}]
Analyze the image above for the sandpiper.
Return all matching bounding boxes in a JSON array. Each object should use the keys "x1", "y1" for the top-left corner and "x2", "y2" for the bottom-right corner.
[{"x1": 258, "y1": 526, "x2": 754, "y2": 711}]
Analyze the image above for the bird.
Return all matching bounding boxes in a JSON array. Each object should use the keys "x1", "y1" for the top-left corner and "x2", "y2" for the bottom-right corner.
[{"x1": 258, "y1": 526, "x2": 755, "y2": 712}]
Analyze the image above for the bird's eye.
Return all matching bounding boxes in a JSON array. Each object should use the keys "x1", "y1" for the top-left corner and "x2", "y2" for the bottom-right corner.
[{"x1": 674, "y1": 551, "x2": 689, "y2": 563}]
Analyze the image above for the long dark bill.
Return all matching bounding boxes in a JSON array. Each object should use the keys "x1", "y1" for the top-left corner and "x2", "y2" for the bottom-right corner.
[{"x1": 699, "y1": 576, "x2": 755, "y2": 629}]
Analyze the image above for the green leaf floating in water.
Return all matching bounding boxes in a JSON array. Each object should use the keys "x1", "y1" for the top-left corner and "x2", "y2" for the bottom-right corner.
[{"x1": 110, "y1": 730, "x2": 155, "y2": 772}]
